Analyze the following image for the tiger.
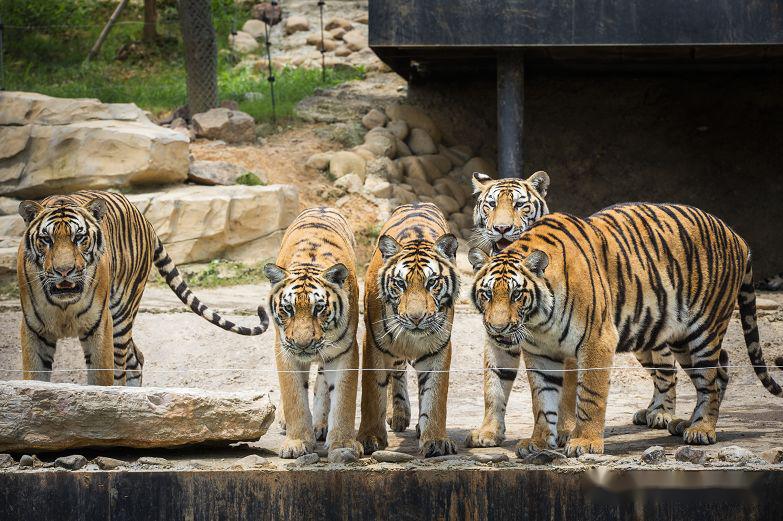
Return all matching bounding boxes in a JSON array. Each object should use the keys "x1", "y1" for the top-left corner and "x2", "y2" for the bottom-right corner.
[
  {"x1": 263, "y1": 207, "x2": 363, "y2": 459},
  {"x1": 357, "y1": 202, "x2": 460, "y2": 457},
  {"x1": 468, "y1": 203, "x2": 783, "y2": 457},
  {"x1": 466, "y1": 170, "x2": 561, "y2": 448},
  {"x1": 17, "y1": 190, "x2": 269, "y2": 387}
]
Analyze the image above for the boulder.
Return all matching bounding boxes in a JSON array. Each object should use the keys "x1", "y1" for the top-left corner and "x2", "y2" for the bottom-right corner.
[
  {"x1": 242, "y1": 19, "x2": 267, "y2": 39},
  {"x1": 385, "y1": 104, "x2": 442, "y2": 143},
  {"x1": 761, "y1": 447, "x2": 783, "y2": 464},
  {"x1": 450, "y1": 212, "x2": 473, "y2": 231},
  {"x1": 387, "y1": 120, "x2": 409, "y2": 140},
  {"x1": 55, "y1": 455, "x2": 88, "y2": 470},
  {"x1": 362, "y1": 109, "x2": 388, "y2": 130},
  {"x1": 438, "y1": 144, "x2": 467, "y2": 167},
  {"x1": 0, "y1": 92, "x2": 188, "y2": 198},
  {"x1": 94, "y1": 456, "x2": 126, "y2": 470},
  {"x1": 392, "y1": 185, "x2": 417, "y2": 204},
  {"x1": 419, "y1": 153, "x2": 451, "y2": 176},
  {"x1": 314, "y1": 38, "x2": 338, "y2": 52},
  {"x1": 325, "y1": 17, "x2": 353, "y2": 31},
  {"x1": 284, "y1": 15, "x2": 310, "y2": 35},
  {"x1": 406, "y1": 177, "x2": 436, "y2": 198},
  {"x1": 462, "y1": 157, "x2": 497, "y2": 179},
  {"x1": 0, "y1": 197, "x2": 20, "y2": 215},
  {"x1": 0, "y1": 214, "x2": 24, "y2": 237},
  {"x1": 335, "y1": 173, "x2": 363, "y2": 194},
  {"x1": 229, "y1": 31, "x2": 259, "y2": 53},
  {"x1": 434, "y1": 177, "x2": 468, "y2": 207},
  {"x1": 363, "y1": 132, "x2": 396, "y2": 159},
  {"x1": 192, "y1": 108, "x2": 256, "y2": 144},
  {"x1": 342, "y1": 30, "x2": 367, "y2": 52},
  {"x1": 352, "y1": 147, "x2": 376, "y2": 162},
  {"x1": 674, "y1": 446, "x2": 706, "y2": 464},
  {"x1": 364, "y1": 175, "x2": 392, "y2": 198},
  {"x1": 407, "y1": 128, "x2": 438, "y2": 155},
  {"x1": 330, "y1": 27, "x2": 347, "y2": 40},
  {"x1": 0, "y1": 380, "x2": 276, "y2": 452},
  {"x1": 0, "y1": 242, "x2": 17, "y2": 276},
  {"x1": 397, "y1": 157, "x2": 428, "y2": 183},
  {"x1": 127, "y1": 184, "x2": 298, "y2": 264},
  {"x1": 395, "y1": 139, "x2": 413, "y2": 157},
  {"x1": 367, "y1": 157, "x2": 402, "y2": 182},
  {"x1": 433, "y1": 194, "x2": 460, "y2": 215},
  {"x1": 0, "y1": 453, "x2": 14, "y2": 468},
  {"x1": 335, "y1": 46, "x2": 352, "y2": 57},
  {"x1": 641, "y1": 446, "x2": 667, "y2": 464},
  {"x1": 188, "y1": 160, "x2": 267, "y2": 186},
  {"x1": 329, "y1": 151, "x2": 366, "y2": 181},
  {"x1": 306, "y1": 152, "x2": 333, "y2": 171},
  {"x1": 449, "y1": 145, "x2": 473, "y2": 164}
]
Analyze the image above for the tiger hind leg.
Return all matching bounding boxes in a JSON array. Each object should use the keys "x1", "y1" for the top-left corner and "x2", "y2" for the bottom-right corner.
[
  {"x1": 632, "y1": 344, "x2": 677, "y2": 429},
  {"x1": 124, "y1": 338, "x2": 144, "y2": 387},
  {"x1": 386, "y1": 359, "x2": 411, "y2": 432}
]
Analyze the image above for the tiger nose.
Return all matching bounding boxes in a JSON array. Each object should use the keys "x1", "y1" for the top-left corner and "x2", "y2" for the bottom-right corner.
[
  {"x1": 408, "y1": 312, "x2": 426, "y2": 326},
  {"x1": 53, "y1": 265, "x2": 74, "y2": 277},
  {"x1": 493, "y1": 224, "x2": 512, "y2": 235}
]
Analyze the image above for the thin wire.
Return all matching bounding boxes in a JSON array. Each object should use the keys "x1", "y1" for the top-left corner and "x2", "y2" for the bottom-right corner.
[
  {"x1": 2, "y1": 21, "x2": 179, "y2": 30},
  {"x1": 263, "y1": 20, "x2": 276, "y2": 123},
  {"x1": 318, "y1": 0, "x2": 326, "y2": 82},
  {"x1": 2, "y1": 364, "x2": 778, "y2": 375}
]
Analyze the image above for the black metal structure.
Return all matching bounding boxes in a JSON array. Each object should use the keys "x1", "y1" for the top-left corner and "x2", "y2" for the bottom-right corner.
[{"x1": 369, "y1": 0, "x2": 783, "y2": 177}]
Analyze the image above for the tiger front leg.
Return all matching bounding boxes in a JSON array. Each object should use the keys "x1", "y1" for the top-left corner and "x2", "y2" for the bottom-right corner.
[
  {"x1": 556, "y1": 357, "x2": 577, "y2": 446},
  {"x1": 466, "y1": 342, "x2": 520, "y2": 448},
  {"x1": 275, "y1": 344, "x2": 316, "y2": 459},
  {"x1": 312, "y1": 366, "x2": 330, "y2": 441},
  {"x1": 564, "y1": 334, "x2": 616, "y2": 457},
  {"x1": 20, "y1": 322, "x2": 57, "y2": 383},
  {"x1": 413, "y1": 344, "x2": 456, "y2": 458},
  {"x1": 516, "y1": 351, "x2": 563, "y2": 457},
  {"x1": 78, "y1": 312, "x2": 115, "y2": 386},
  {"x1": 357, "y1": 330, "x2": 391, "y2": 454},
  {"x1": 386, "y1": 358, "x2": 411, "y2": 432},
  {"x1": 323, "y1": 340, "x2": 363, "y2": 457}
]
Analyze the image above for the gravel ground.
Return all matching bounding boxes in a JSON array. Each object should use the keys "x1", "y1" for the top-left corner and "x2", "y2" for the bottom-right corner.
[{"x1": 2, "y1": 281, "x2": 783, "y2": 470}]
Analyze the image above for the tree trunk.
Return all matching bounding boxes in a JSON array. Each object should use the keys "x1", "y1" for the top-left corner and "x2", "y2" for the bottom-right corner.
[
  {"x1": 0, "y1": 380, "x2": 275, "y2": 452},
  {"x1": 178, "y1": 0, "x2": 219, "y2": 115},
  {"x1": 86, "y1": 0, "x2": 129, "y2": 62},
  {"x1": 143, "y1": 0, "x2": 158, "y2": 43}
]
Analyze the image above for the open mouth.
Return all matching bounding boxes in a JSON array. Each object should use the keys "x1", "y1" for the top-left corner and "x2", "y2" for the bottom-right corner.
[
  {"x1": 49, "y1": 281, "x2": 83, "y2": 296},
  {"x1": 492, "y1": 334, "x2": 516, "y2": 345},
  {"x1": 495, "y1": 238, "x2": 513, "y2": 251}
]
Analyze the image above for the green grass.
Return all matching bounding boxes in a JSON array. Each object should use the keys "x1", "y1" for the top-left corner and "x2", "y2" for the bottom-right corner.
[
  {"x1": 235, "y1": 172, "x2": 265, "y2": 186},
  {"x1": 151, "y1": 259, "x2": 271, "y2": 289},
  {"x1": 1, "y1": 0, "x2": 364, "y2": 122}
]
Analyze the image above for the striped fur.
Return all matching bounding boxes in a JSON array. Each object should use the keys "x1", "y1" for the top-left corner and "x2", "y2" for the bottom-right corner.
[
  {"x1": 264, "y1": 207, "x2": 362, "y2": 459},
  {"x1": 466, "y1": 170, "x2": 553, "y2": 448},
  {"x1": 17, "y1": 191, "x2": 268, "y2": 387},
  {"x1": 470, "y1": 203, "x2": 783, "y2": 457},
  {"x1": 357, "y1": 202, "x2": 460, "y2": 457},
  {"x1": 471, "y1": 171, "x2": 549, "y2": 254}
]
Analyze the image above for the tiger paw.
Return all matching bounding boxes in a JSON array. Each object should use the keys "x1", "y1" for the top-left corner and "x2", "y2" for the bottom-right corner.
[
  {"x1": 386, "y1": 408, "x2": 411, "y2": 432},
  {"x1": 313, "y1": 423, "x2": 328, "y2": 442},
  {"x1": 357, "y1": 433, "x2": 388, "y2": 455},
  {"x1": 514, "y1": 437, "x2": 553, "y2": 458},
  {"x1": 279, "y1": 438, "x2": 315, "y2": 459},
  {"x1": 667, "y1": 418, "x2": 690, "y2": 437},
  {"x1": 564, "y1": 437, "x2": 604, "y2": 457},
  {"x1": 277, "y1": 415, "x2": 286, "y2": 434},
  {"x1": 683, "y1": 424, "x2": 717, "y2": 445},
  {"x1": 556, "y1": 429, "x2": 572, "y2": 447},
  {"x1": 465, "y1": 427, "x2": 504, "y2": 448},
  {"x1": 633, "y1": 408, "x2": 673, "y2": 429},
  {"x1": 327, "y1": 438, "x2": 365, "y2": 457},
  {"x1": 421, "y1": 438, "x2": 457, "y2": 458}
]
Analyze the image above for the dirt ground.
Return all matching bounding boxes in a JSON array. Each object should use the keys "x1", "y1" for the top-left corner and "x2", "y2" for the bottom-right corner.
[{"x1": 2, "y1": 277, "x2": 783, "y2": 468}]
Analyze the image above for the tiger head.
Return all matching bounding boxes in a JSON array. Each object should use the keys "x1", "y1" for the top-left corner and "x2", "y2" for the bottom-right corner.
[
  {"x1": 264, "y1": 263, "x2": 350, "y2": 360},
  {"x1": 19, "y1": 197, "x2": 108, "y2": 304},
  {"x1": 377, "y1": 233, "x2": 459, "y2": 337},
  {"x1": 471, "y1": 171, "x2": 550, "y2": 253},
  {"x1": 468, "y1": 247, "x2": 553, "y2": 349}
]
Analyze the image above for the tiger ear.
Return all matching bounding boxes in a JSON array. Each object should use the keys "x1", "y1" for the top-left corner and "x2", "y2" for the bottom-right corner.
[
  {"x1": 526, "y1": 171, "x2": 550, "y2": 198},
  {"x1": 378, "y1": 235, "x2": 401, "y2": 260},
  {"x1": 18, "y1": 200, "x2": 43, "y2": 224},
  {"x1": 471, "y1": 171, "x2": 493, "y2": 194},
  {"x1": 434, "y1": 233, "x2": 458, "y2": 261},
  {"x1": 468, "y1": 247, "x2": 489, "y2": 272},
  {"x1": 264, "y1": 263, "x2": 287, "y2": 285},
  {"x1": 83, "y1": 198, "x2": 108, "y2": 222},
  {"x1": 524, "y1": 250, "x2": 549, "y2": 276},
  {"x1": 323, "y1": 263, "x2": 349, "y2": 288}
]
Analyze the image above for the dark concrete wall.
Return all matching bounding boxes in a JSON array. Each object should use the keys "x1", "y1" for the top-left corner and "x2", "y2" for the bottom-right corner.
[{"x1": 409, "y1": 72, "x2": 783, "y2": 277}]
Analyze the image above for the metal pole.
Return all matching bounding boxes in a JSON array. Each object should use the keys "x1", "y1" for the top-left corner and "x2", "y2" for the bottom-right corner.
[
  {"x1": 0, "y1": 14, "x2": 4, "y2": 91},
  {"x1": 496, "y1": 51, "x2": 524, "y2": 178},
  {"x1": 264, "y1": 22, "x2": 277, "y2": 123},
  {"x1": 318, "y1": 0, "x2": 326, "y2": 82}
]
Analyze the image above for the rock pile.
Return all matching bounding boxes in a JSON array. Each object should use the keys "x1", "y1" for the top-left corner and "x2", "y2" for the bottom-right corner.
[{"x1": 306, "y1": 104, "x2": 498, "y2": 240}]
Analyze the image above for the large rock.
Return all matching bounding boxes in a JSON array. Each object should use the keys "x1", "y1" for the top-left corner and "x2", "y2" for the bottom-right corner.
[
  {"x1": 385, "y1": 104, "x2": 442, "y2": 143},
  {"x1": 127, "y1": 184, "x2": 299, "y2": 264},
  {"x1": 407, "y1": 128, "x2": 438, "y2": 155},
  {"x1": 188, "y1": 160, "x2": 267, "y2": 186},
  {"x1": 229, "y1": 31, "x2": 259, "y2": 53},
  {"x1": 0, "y1": 380, "x2": 276, "y2": 452},
  {"x1": 192, "y1": 108, "x2": 256, "y2": 144},
  {"x1": 329, "y1": 151, "x2": 366, "y2": 181},
  {"x1": 0, "y1": 92, "x2": 188, "y2": 198},
  {"x1": 342, "y1": 30, "x2": 367, "y2": 52},
  {"x1": 284, "y1": 15, "x2": 310, "y2": 35},
  {"x1": 242, "y1": 19, "x2": 266, "y2": 39}
]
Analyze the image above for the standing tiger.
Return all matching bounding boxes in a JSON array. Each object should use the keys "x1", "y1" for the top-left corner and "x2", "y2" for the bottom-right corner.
[
  {"x1": 17, "y1": 191, "x2": 269, "y2": 386},
  {"x1": 263, "y1": 207, "x2": 362, "y2": 459},
  {"x1": 357, "y1": 202, "x2": 460, "y2": 457},
  {"x1": 466, "y1": 170, "x2": 573, "y2": 448},
  {"x1": 469, "y1": 203, "x2": 783, "y2": 457}
]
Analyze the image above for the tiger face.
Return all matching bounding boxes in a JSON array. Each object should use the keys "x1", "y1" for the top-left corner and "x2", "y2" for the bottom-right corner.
[
  {"x1": 472, "y1": 171, "x2": 550, "y2": 252},
  {"x1": 377, "y1": 234, "x2": 459, "y2": 337},
  {"x1": 264, "y1": 263, "x2": 349, "y2": 360},
  {"x1": 19, "y1": 197, "x2": 107, "y2": 304},
  {"x1": 469, "y1": 247, "x2": 553, "y2": 349}
]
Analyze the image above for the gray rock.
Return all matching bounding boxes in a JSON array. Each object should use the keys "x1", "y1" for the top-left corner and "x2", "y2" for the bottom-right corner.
[
  {"x1": 472, "y1": 453, "x2": 509, "y2": 464},
  {"x1": 188, "y1": 160, "x2": 266, "y2": 186},
  {"x1": 407, "y1": 128, "x2": 438, "y2": 155},
  {"x1": 334, "y1": 173, "x2": 363, "y2": 194},
  {"x1": 0, "y1": 453, "x2": 14, "y2": 468},
  {"x1": 761, "y1": 447, "x2": 783, "y2": 464},
  {"x1": 330, "y1": 151, "x2": 366, "y2": 181},
  {"x1": 138, "y1": 456, "x2": 171, "y2": 467},
  {"x1": 364, "y1": 175, "x2": 393, "y2": 198},
  {"x1": 522, "y1": 450, "x2": 565, "y2": 465},
  {"x1": 293, "y1": 452, "x2": 321, "y2": 466},
  {"x1": 641, "y1": 446, "x2": 667, "y2": 464},
  {"x1": 325, "y1": 17, "x2": 353, "y2": 31},
  {"x1": 284, "y1": 15, "x2": 309, "y2": 35},
  {"x1": 372, "y1": 450, "x2": 416, "y2": 463},
  {"x1": 427, "y1": 454, "x2": 470, "y2": 463},
  {"x1": 0, "y1": 197, "x2": 20, "y2": 216},
  {"x1": 387, "y1": 120, "x2": 409, "y2": 140},
  {"x1": 718, "y1": 445, "x2": 757, "y2": 464},
  {"x1": 229, "y1": 31, "x2": 259, "y2": 54},
  {"x1": 328, "y1": 448, "x2": 359, "y2": 464},
  {"x1": 366, "y1": 157, "x2": 402, "y2": 182},
  {"x1": 342, "y1": 30, "x2": 367, "y2": 52},
  {"x1": 674, "y1": 446, "x2": 706, "y2": 464},
  {"x1": 577, "y1": 453, "x2": 618, "y2": 464},
  {"x1": 362, "y1": 109, "x2": 388, "y2": 130},
  {"x1": 192, "y1": 108, "x2": 256, "y2": 144},
  {"x1": 306, "y1": 152, "x2": 333, "y2": 172},
  {"x1": 242, "y1": 19, "x2": 266, "y2": 39},
  {"x1": 231, "y1": 454, "x2": 268, "y2": 470},
  {"x1": 93, "y1": 456, "x2": 127, "y2": 470},
  {"x1": 19, "y1": 455, "x2": 34, "y2": 467},
  {"x1": 55, "y1": 454, "x2": 88, "y2": 470},
  {"x1": 363, "y1": 132, "x2": 396, "y2": 159}
]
